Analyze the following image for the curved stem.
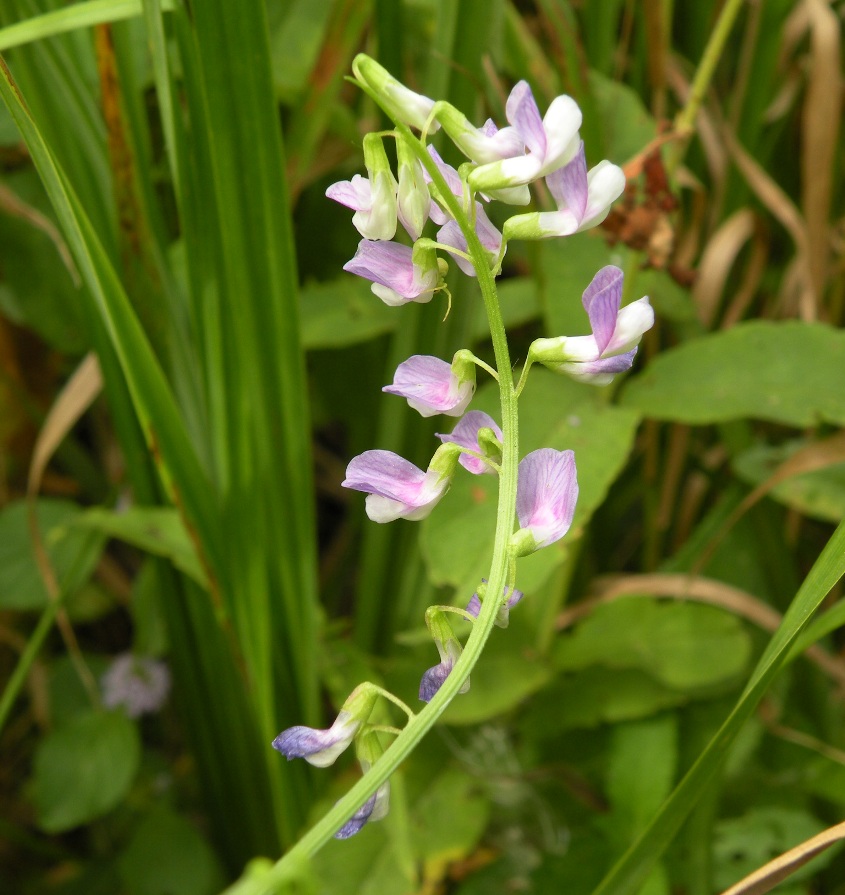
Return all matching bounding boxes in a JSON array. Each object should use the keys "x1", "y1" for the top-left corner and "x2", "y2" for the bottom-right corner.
[{"x1": 233, "y1": 125, "x2": 520, "y2": 892}]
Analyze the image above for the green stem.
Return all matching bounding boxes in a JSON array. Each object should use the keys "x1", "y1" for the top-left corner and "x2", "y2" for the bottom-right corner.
[
  {"x1": 669, "y1": 0, "x2": 745, "y2": 170},
  {"x1": 225, "y1": 125, "x2": 520, "y2": 894},
  {"x1": 0, "y1": 596, "x2": 62, "y2": 737}
]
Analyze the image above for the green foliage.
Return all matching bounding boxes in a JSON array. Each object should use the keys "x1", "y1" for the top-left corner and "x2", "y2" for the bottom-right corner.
[
  {"x1": 2, "y1": 0, "x2": 844, "y2": 893},
  {"x1": 622, "y1": 322, "x2": 845, "y2": 426},
  {"x1": 32, "y1": 709, "x2": 140, "y2": 832}
]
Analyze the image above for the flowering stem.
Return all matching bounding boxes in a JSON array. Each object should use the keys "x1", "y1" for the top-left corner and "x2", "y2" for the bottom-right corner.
[{"x1": 241, "y1": 127, "x2": 520, "y2": 890}]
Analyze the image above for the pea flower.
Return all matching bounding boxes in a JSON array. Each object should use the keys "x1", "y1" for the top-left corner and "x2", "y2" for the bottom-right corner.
[
  {"x1": 419, "y1": 608, "x2": 470, "y2": 703},
  {"x1": 466, "y1": 581, "x2": 525, "y2": 628},
  {"x1": 343, "y1": 443, "x2": 461, "y2": 523},
  {"x1": 272, "y1": 684, "x2": 377, "y2": 767},
  {"x1": 326, "y1": 134, "x2": 398, "y2": 241},
  {"x1": 436, "y1": 410, "x2": 503, "y2": 474},
  {"x1": 352, "y1": 55, "x2": 440, "y2": 132},
  {"x1": 464, "y1": 81, "x2": 583, "y2": 198},
  {"x1": 510, "y1": 449, "x2": 578, "y2": 557},
  {"x1": 335, "y1": 783, "x2": 391, "y2": 839},
  {"x1": 437, "y1": 205, "x2": 503, "y2": 277},
  {"x1": 383, "y1": 350, "x2": 476, "y2": 417},
  {"x1": 101, "y1": 654, "x2": 170, "y2": 718},
  {"x1": 343, "y1": 238, "x2": 446, "y2": 306},
  {"x1": 529, "y1": 266, "x2": 654, "y2": 385},
  {"x1": 503, "y1": 143, "x2": 625, "y2": 242},
  {"x1": 335, "y1": 732, "x2": 390, "y2": 839},
  {"x1": 396, "y1": 138, "x2": 431, "y2": 240}
]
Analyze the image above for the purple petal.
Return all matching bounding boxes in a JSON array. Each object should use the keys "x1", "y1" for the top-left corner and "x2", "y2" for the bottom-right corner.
[
  {"x1": 326, "y1": 175, "x2": 371, "y2": 211},
  {"x1": 335, "y1": 792, "x2": 378, "y2": 839},
  {"x1": 343, "y1": 240, "x2": 436, "y2": 300},
  {"x1": 272, "y1": 713, "x2": 357, "y2": 768},
  {"x1": 383, "y1": 355, "x2": 473, "y2": 417},
  {"x1": 424, "y1": 145, "x2": 464, "y2": 198},
  {"x1": 582, "y1": 266, "x2": 624, "y2": 355},
  {"x1": 546, "y1": 142, "x2": 587, "y2": 219},
  {"x1": 516, "y1": 449, "x2": 578, "y2": 549},
  {"x1": 436, "y1": 410, "x2": 502, "y2": 474},
  {"x1": 343, "y1": 450, "x2": 427, "y2": 501},
  {"x1": 419, "y1": 661, "x2": 452, "y2": 702},
  {"x1": 466, "y1": 593, "x2": 482, "y2": 618},
  {"x1": 506, "y1": 81, "x2": 546, "y2": 157},
  {"x1": 436, "y1": 221, "x2": 474, "y2": 276}
]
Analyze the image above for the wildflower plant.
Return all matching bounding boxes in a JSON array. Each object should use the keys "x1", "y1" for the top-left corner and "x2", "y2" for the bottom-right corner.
[{"x1": 273, "y1": 54, "x2": 654, "y2": 848}]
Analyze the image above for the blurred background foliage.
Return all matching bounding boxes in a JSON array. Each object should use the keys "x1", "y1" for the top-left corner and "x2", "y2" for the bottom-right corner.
[{"x1": 0, "y1": 1, "x2": 843, "y2": 894}]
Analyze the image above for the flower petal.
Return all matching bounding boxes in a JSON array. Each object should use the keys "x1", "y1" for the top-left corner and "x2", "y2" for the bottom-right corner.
[
  {"x1": 272, "y1": 712, "x2": 358, "y2": 768},
  {"x1": 436, "y1": 410, "x2": 502, "y2": 474},
  {"x1": 582, "y1": 265, "x2": 623, "y2": 354},
  {"x1": 506, "y1": 80, "x2": 546, "y2": 157},
  {"x1": 604, "y1": 296, "x2": 654, "y2": 355},
  {"x1": 383, "y1": 355, "x2": 474, "y2": 417},
  {"x1": 546, "y1": 142, "x2": 587, "y2": 219},
  {"x1": 515, "y1": 449, "x2": 578, "y2": 549}
]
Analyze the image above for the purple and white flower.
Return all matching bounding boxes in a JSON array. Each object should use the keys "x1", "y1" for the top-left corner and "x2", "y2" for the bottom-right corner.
[
  {"x1": 343, "y1": 239, "x2": 445, "y2": 306},
  {"x1": 326, "y1": 134, "x2": 398, "y2": 241},
  {"x1": 436, "y1": 410, "x2": 503, "y2": 475},
  {"x1": 397, "y1": 139, "x2": 431, "y2": 240},
  {"x1": 101, "y1": 654, "x2": 170, "y2": 718},
  {"x1": 467, "y1": 82, "x2": 583, "y2": 197},
  {"x1": 437, "y1": 204, "x2": 503, "y2": 277},
  {"x1": 529, "y1": 266, "x2": 654, "y2": 384},
  {"x1": 511, "y1": 449, "x2": 578, "y2": 556},
  {"x1": 342, "y1": 443, "x2": 461, "y2": 523},
  {"x1": 335, "y1": 781, "x2": 391, "y2": 839},
  {"x1": 503, "y1": 143, "x2": 625, "y2": 241},
  {"x1": 383, "y1": 350, "x2": 476, "y2": 418},
  {"x1": 466, "y1": 581, "x2": 524, "y2": 628},
  {"x1": 419, "y1": 639, "x2": 468, "y2": 703},
  {"x1": 272, "y1": 710, "x2": 360, "y2": 768}
]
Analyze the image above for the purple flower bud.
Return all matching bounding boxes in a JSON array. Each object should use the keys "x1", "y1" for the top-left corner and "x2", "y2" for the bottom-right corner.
[
  {"x1": 419, "y1": 639, "x2": 469, "y2": 703},
  {"x1": 466, "y1": 580, "x2": 524, "y2": 628},
  {"x1": 436, "y1": 411, "x2": 503, "y2": 474},
  {"x1": 343, "y1": 239, "x2": 444, "y2": 306},
  {"x1": 342, "y1": 444, "x2": 460, "y2": 523},
  {"x1": 334, "y1": 781, "x2": 390, "y2": 839},
  {"x1": 383, "y1": 351, "x2": 475, "y2": 418},
  {"x1": 272, "y1": 710, "x2": 360, "y2": 768},
  {"x1": 529, "y1": 266, "x2": 654, "y2": 384},
  {"x1": 101, "y1": 654, "x2": 170, "y2": 718},
  {"x1": 512, "y1": 449, "x2": 578, "y2": 556}
]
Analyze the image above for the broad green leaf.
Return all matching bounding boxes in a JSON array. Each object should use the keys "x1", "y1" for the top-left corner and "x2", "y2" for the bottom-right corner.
[
  {"x1": 119, "y1": 806, "x2": 225, "y2": 895},
  {"x1": 589, "y1": 521, "x2": 845, "y2": 895},
  {"x1": 522, "y1": 668, "x2": 692, "y2": 734},
  {"x1": 713, "y1": 807, "x2": 832, "y2": 892},
  {"x1": 554, "y1": 600, "x2": 752, "y2": 691},
  {"x1": 606, "y1": 717, "x2": 679, "y2": 837},
  {"x1": 733, "y1": 440, "x2": 845, "y2": 523},
  {"x1": 621, "y1": 321, "x2": 845, "y2": 426},
  {"x1": 589, "y1": 71, "x2": 657, "y2": 163},
  {"x1": 0, "y1": 499, "x2": 103, "y2": 610},
  {"x1": 422, "y1": 371, "x2": 641, "y2": 595},
  {"x1": 300, "y1": 276, "x2": 397, "y2": 349},
  {"x1": 32, "y1": 709, "x2": 140, "y2": 832},
  {"x1": 74, "y1": 505, "x2": 206, "y2": 586}
]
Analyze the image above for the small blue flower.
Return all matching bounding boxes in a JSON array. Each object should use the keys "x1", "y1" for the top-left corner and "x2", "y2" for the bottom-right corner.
[{"x1": 272, "y1": 711, "x2": 360, "y2": 768}]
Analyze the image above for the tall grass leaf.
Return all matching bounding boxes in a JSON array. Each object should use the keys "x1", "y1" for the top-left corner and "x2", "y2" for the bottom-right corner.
[{"x1": 589, "y1": 520, "x2": 845, "y2": 895}]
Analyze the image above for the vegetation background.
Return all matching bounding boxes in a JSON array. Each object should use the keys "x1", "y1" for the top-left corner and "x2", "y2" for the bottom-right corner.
[{"x1": 0, "y1": 1, "x2": 843, "y2": 894}]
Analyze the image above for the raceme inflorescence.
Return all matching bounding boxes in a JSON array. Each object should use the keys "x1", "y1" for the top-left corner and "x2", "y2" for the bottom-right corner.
[{"x1": 273, "y1": 55, "x2": 654, "y2": 841}]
